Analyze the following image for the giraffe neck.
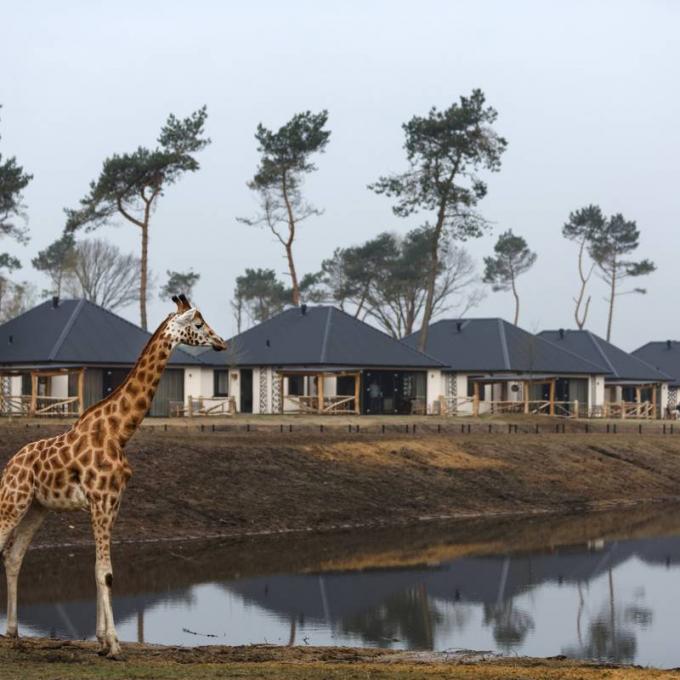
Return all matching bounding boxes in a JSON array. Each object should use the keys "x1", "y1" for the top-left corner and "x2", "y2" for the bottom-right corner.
[{"x1": 78, "y1": 319, "x2": 178, "y2": 446}]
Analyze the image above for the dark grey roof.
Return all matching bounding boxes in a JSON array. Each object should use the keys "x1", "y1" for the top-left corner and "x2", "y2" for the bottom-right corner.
[
  {"x1": 632, "y1": 341, "x2": 680, "y2": 387},
  {"x1": 403, "y1": 318, "x2": 607, "y2": 375},
  {"x1": 197, "y1": 306, "x2": 443, "y2": 369},
  {"x1": 539, "y1": 329, "x2": 671, "y2": 383},
  {"x1": 0, "y1": 299, "x2": 201, "y2": 367}
]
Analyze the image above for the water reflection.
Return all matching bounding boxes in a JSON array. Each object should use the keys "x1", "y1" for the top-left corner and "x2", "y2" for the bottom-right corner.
[{"x1": 4, "y1": 506, "x2": 680, "y2": 667}]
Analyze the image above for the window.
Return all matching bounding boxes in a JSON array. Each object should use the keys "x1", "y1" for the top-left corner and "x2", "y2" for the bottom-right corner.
[
  {"x1": 21, "y1": 374, "x2": 50, "y2": 396},
  {"x1": 288, "y1": 375, "x2": 304, "y2": 395},
  {"x1": 337, "y1": 376, "x2": 355, "y2": 396},
  {"x1": 213, "y1": 370, "x2": 229, "y2": 397}
]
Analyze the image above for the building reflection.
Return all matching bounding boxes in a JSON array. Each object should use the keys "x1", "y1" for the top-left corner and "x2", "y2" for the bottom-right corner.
[{"x1": 4, "y1": 527, "x2": 680, "y2": 662}]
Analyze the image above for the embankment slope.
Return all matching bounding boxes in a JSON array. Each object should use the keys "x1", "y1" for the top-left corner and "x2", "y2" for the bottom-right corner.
[{"x1": 1, "y1": 426, "x2": 680, "y2": 546}]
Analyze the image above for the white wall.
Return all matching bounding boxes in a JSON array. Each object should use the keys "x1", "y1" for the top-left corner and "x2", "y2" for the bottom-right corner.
[
  {"x1": 51, "y1": 375, "x2": 68, "y2": 399},
  {"x1": 426, "y1": 369, "x2": 442, "y2": 414}
]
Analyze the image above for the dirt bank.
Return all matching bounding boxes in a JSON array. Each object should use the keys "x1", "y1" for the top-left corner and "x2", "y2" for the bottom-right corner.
[
  {"x1": 0, "y1": 639, "x2": 676, "y2": 680},
  {"x1": 2, "y1": 426, "x2": 680, "y2": 547}
]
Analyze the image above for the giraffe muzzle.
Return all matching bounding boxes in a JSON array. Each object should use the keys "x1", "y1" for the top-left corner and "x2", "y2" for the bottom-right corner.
[{"x1": 212, "y1": 337, "x2": 227, "y2": 351}]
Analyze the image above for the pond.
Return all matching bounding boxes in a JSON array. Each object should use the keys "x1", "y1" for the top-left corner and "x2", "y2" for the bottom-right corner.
[{"x1": 4, "y1": 505, "x2": 680, "y2": 668}]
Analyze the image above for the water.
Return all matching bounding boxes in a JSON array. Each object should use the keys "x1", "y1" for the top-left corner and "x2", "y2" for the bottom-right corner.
[{"x1": 4, "y1": 507, "x2": 680, "y2": 667}]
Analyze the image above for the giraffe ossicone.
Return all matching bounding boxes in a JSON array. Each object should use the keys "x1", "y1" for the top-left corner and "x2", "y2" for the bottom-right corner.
[{"x1": 0, "y1": 296, "x2": 226, "y2": 658}]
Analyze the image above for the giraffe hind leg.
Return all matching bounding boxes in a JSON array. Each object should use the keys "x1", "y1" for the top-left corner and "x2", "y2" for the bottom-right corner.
[{"x1": 3, "y1": 502, "x2": 48, "y2": 638}]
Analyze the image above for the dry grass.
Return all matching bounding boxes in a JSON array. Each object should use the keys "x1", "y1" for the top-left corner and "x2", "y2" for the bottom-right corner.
[{"x1": 0, "y1": 639, "x2": 677, "y2": 680}]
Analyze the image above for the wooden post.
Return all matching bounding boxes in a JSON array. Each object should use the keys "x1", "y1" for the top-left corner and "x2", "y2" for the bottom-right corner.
[
  {"x1": 473, "y1": 381, "x2": 480, "y2": 417},
  {"x1": 635, "y1": 386, "x2": 641, "y2": 418},
  {"x1": 30, "y1": 372, "x2": 38, "y2": 416},
  {"x1": 77, "y1": 368, "x2": 85, "y2": 415},
  {"x1": 549, "y1": 379, "x2": 556, "y2": 417},
  {"x1": 573, "y1": 400, "x2": 579, "y2": 419},
  {"x1": 652, "y1": 384, "x2": 658, "y2": 420},
  {"x1": 317, "y1": 374, "x2": 324, "y2": 414},
  {"x1": 187, "y1": 395, "x2": 193, "y2": 418},
  {"x1": 354, "y1": 373, "x2": 360, "y2": 415},
  {"x1": 523, "y1": 381, "x2": 529, "y2": 414}
]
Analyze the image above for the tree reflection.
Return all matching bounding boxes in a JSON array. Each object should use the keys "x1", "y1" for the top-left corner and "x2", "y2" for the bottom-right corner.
[
  {"x1": 339, "y1": 584, "x2": 443, "y2": 649},
  {"x1": 482, "y1": 601, "x2": 535, "y2": 651},
  {"x1": 563, "y1": 567, "x2": 652, "y2": 664}
]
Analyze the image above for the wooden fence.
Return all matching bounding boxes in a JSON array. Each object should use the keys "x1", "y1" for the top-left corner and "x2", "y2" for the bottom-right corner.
[
  {"x1": 438, "y1": 397, "x2": 659, "y2": 419},
  {"x1": 0, "y1": 395, "x2": 80, "y2": 417}
]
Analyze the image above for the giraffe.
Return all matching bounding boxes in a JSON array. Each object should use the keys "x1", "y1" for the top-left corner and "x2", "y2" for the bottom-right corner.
[{"x1": 0, "y1": 294, "x2": 226, "y2": 658}]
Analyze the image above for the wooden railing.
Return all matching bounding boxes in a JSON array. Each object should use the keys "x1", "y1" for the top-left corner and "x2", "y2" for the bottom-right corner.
[
  {"x1": 170, "y1": 396, "x2": 235, "y2": 417},
  {"x1": 601, "y1": 401, "x2": 656, "y2": 420},
  {"x1": 439, "y1": 396, "x2": 474, "y2": 415},
  {"x1": 439, "y1": 397, "x2": 581, "y2": 418},
  {"x1": 0, "y1": 395, "x2": 81, "y2": 417},
  {"x1": 283, "y1": 394, "x2": 359, "y2": 415}
]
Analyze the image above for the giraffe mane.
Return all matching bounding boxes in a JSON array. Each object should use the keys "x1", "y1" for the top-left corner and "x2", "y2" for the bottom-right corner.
[{"x1": 75, "y1": 315, "x2": 173, "y2": 423}]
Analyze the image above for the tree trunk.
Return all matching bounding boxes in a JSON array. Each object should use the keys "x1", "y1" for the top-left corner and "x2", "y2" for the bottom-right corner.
[
  {"x1": 417, "y1": 163, "x2": 458, "y2": 352},
  {"x1": 511, "y1": 269, "x2": 520, "y2": 326},
  {"x1": 140, "y1": 223, "x2": 149, "y2": 331},
  {"x1": 285, "y1": 242, "x2": 300, "y2": 306},
  {"x1": 606, "y1": 262, "x2": 617, "y2": 342},
  {"x1": 417, "y1": 207, "x2": 446, "y2": 352},
  {"x1": 574, "y1": 238, "x2": 592, "y2": 329},
  {"x1": 281, "y1": 172, "x2": 300, "y2": 306}
]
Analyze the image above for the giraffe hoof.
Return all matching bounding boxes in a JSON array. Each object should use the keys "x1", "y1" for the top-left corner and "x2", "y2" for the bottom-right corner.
[{"x1": 105, "y1": 640, "x2": 123, "y2": 660}]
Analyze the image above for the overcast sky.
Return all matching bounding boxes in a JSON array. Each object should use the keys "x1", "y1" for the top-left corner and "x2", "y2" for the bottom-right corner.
[{"x1": 2, "y1": 0, "x2": 678, "y2": 349}]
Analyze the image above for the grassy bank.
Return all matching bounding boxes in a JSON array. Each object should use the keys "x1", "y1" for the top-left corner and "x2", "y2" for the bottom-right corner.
[
  {"x1": 1, "y1": 425, "x2": 680, "y2": 546},
  {"x1": 0, "y1": 640, "x2": 676, "y2": 680}
]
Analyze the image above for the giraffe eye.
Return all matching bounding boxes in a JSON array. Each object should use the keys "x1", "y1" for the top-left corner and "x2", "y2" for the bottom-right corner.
[{"x1": 195, "y1": 323, "x2": 204, "y2": 330}]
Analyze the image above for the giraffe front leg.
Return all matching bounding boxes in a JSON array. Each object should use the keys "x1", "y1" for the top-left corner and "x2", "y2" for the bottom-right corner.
[
  {"x1": 95, "y1": 577, "x2": 107, "y2": 654},
  {"x1": 91, "y1": 501, "x2": 122, "y2": 659}
]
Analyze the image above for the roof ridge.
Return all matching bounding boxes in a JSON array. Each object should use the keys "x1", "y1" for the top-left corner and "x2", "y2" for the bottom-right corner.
[
  {"x1": 584, "y1": 331, "x2": 618, "y2": 376},
  {"x1": 536, "y1": 334, "x2": 613, "y2": 374},
  {"x1": 319, "y1": 307, "x2": 333, "y2": 363},
  {"x1": 328, "y1": 306, "x2": 445, "y2": 366},
  {"x1": 48, "y1": 299, "x2": 85, "y2": 361},
  {"x1": 628, "y1": 353, "x2": 675, "y2": 381},
  {"x1": 497, "y1": 319, "x2": 511, "y2": 370}
]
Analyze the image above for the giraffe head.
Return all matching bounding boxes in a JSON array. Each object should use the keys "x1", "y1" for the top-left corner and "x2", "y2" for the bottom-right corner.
[{"x1": 165, "y1": 295, "x2": 227, "y2": 351}]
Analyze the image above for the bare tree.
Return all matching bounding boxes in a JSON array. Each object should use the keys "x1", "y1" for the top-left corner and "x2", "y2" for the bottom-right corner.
[
  {"x1": 320, "y1": 227, "x2": 483, "y2": 338},
  {"x1": 238, "y1": 111, "x2": 330, "y2": 305},
  {"x1": 0, "y1": 278, "x2": 35, "y2": 322},
  {"x1": 562, "y1": 205, "x2": 603, "y2": 329},
  {"x1": 64, "y1": 239, "x2": 143, "y2": 312},
  {"x1": 364, "y1": 231, "x2": 483, "y2": 338}
]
